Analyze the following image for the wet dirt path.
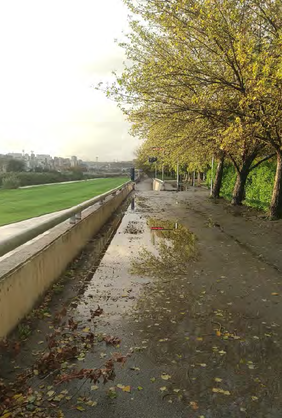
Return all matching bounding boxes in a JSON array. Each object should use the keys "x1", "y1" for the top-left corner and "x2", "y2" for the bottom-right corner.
[{"x1": 2, "y1": 179, "x2": 282, "y2": 418}]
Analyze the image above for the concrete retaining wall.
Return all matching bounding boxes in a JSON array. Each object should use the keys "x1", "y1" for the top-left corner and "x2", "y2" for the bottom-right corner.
[
  {"x1": 0, "y1": 184, "x2": 133, "y2": 339},
  {"x1": 153, "y1": 178, "x2": 165, "y2": 191}
]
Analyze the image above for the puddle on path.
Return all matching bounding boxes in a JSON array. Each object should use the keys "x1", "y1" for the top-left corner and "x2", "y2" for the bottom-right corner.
[
  {"x1": 127, "y1": 218, "x2": 282, "y2": 417},
  {"x1": 131, "y1": 218, "x2": 197, "y2": 279}
]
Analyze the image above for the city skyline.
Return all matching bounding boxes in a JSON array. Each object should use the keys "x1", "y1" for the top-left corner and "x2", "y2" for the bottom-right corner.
[
  {"x1": 1, "y1": 150, "x2": 132, "y2": 163},
  {"x1": 1, "y1": 150, "x2": 132, "y2": 161}
]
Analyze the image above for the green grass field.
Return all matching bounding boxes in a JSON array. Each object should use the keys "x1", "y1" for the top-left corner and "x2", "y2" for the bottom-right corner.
[{"x1": 0, "y1": 178, "x2": 128, "y2": 226}]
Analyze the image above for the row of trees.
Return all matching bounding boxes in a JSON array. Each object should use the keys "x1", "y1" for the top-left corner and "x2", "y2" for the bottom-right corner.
[{"x1": 105, "y1": 0, "x2": 282, "y2": 218}]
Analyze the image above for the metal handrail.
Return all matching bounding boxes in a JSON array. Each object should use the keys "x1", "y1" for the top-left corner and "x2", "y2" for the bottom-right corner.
[{"x1": 0, "y1": 180, "x2": 132, "y2": 258}]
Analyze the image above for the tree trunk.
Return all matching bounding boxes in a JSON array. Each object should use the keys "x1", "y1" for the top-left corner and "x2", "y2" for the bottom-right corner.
[
  {"x1": 212, "y1": 156, "x2": 225, "y2": 198},
  {"x1": 269, "y1": 151, "x2": 282, "y2": 219},
  {"x1": 197, "y1": 171, "x2": 201, "y2": 186},
  {"x1": 231, "y1": 168, "x2": 249, "y2": 205}
]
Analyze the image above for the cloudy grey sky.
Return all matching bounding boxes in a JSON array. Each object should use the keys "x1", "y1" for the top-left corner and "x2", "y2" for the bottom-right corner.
[{"x1": 0, "y1": 0, "x2": 138, "y2": 161}]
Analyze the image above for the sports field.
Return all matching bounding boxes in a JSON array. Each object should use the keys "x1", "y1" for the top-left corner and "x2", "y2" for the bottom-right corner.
[{"x1": 0, "y1": 178, "x2": 128, "y2": 226}]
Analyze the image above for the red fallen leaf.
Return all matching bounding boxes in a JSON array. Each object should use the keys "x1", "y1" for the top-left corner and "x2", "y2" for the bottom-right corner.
[
  {"x1": 13, "y1": 341, "x2": 21, "y2": 355},
  {"x1": 55, "y1": 361, "x2": 115, "y2": 385},
  {"x1": 53, "y1": 306, "x2": 68, "y2": 324},
  {"x1": 90, "y1": 306, "x2": 104, "y2": 318},
  {"x1": 81, "y1": 332, "x2": 95, "y2": 344},
  {"x1": 112, "y1": 352, "x2": 127, "y2": 364},
  {"x1": 68, "y1": 317, "x2": 78, "y2": 331},
  {"x1": 103, "y1": 336, "x2": 121, "y2": 346}
]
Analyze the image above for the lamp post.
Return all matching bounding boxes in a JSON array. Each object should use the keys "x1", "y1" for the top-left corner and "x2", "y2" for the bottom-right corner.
[
  {"x1": 210, "y1": 156, "x2": 214, "y2": 196},
  {"x1": 176, "y1": 159, "x2": 179, "y2": 191}
]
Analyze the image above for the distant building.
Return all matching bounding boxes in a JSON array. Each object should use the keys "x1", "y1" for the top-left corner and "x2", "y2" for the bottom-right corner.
[
  {"x1": 71, "y1": 156, "x2": 78, "y2": 167},
  {"x1": 7, "y1": 152, "x2": 23, "y2": 160},
  {"x1": 36, "y1": 154, "x2": 53, "y2": 170}
]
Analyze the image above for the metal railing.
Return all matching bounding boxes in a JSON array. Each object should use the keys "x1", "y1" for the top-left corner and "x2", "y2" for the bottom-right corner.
[{"x1": 0, "y1": 181, "x2": 132, "y2": 258}]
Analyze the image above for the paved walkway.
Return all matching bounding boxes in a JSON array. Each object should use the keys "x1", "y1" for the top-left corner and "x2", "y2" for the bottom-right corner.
[{"x1": 2, "y1": 179, "x2": 282, "y2": 417}]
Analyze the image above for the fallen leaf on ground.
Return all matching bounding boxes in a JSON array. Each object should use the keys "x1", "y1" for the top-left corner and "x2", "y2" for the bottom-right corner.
[
  {"x1": 75, "y1": 406, "x2": 85, "y2": 411},
  {"x1": 190, "y1": 401, "x2": 199, "y2": 410},
  {"x1": 212, "y1": 388, "x2": 231, "y2": 396},
  {"x1": 161, "y1": 374, "x2": 171, "y2": 380}
]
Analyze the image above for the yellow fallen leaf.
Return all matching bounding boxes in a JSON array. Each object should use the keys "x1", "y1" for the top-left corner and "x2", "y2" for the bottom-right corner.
[
  {"x1": 76, "y1": 406, "x2": 86, "y2": 411},
  {"x1": 212, "y1": 388, "x2": 231, "y2": 395},
  {"x1": 161, "y1": 374, "x2": 171, "y2": 380},
  {"x1": 160, "y1": 386, "x2": 167, "y2": 392},
  {"x1": 271, "y1": 293, "x2": 279, "y2": 296},
  {"x1": 190, "y1": 401, "x2": 199, "y2": 410},
  {"x1": 91, "y1": 385, "x2": 99, "y2": 391},
  {"x1": 214, "y1": 378, "x2": 222, "y2": 382},
  {"x1": 13, "y1": 394, "x2": 24, "y2": 403},
  {"x1": 122, "y1": 386, "x2": 131, "y2": 393},
  {"x1": 251, "y1": 396, "x2": 258, "y2": 401},
  {"x1": 86, "y1": 400, "x2": 97, "y2": 406}
]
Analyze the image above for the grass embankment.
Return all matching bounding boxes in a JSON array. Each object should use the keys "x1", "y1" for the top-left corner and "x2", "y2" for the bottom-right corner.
[{"x1": 0, "y1": 178, "x2": 128, "y2": 226}]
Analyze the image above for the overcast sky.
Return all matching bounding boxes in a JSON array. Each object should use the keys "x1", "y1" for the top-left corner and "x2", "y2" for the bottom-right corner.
[{"x1": 0, "y1": 0, "x2": 138, "y2": 161}]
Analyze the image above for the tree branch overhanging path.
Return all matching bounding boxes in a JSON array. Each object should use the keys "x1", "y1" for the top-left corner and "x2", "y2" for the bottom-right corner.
[{"x1": 99, "y1": 0, "x2": 282, "y2": 218}]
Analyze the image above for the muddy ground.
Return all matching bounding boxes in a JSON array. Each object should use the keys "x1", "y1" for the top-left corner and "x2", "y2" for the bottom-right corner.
[{"x1": 1, "y1": 178, "x2": 282, "y2": 418}]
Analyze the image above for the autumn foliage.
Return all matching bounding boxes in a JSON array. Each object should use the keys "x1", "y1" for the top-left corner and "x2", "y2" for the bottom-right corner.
[{"x1": 106, "y1": 0, "x2": 282, "y2": 218}]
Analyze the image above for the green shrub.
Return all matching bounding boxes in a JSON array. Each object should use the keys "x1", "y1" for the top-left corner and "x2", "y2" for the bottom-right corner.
[
  {"x1": 206, "y1": 160, "x2": 276, "y2": 211},
  {"x1": 2, "y1": 174, "x2": 20, "y2": 189},
  {"x1": 0, "y1": 171, "x2": 102, "y2": 188},
  {"x1": 220, "y1": 165, "x2": 236, "y2": 199},
  {"x1": 245, "y1": 162, "x2": 276, "y2": 209}
]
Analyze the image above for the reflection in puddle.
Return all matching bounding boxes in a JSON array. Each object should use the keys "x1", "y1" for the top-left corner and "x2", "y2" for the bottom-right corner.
[
  {"x1": 129, "y1": 218, "x2": 282, "y2": 417},
  {"x1": 131, "y1": 218, "x2": 197, "y2": 278}
]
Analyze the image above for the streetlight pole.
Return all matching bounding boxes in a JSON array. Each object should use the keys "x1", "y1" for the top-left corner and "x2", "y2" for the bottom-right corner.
[
  {"x1": 176, "y1": 159, "x2": 179, "y2": 191},
  {"x1": 210, "y1": 156, "x2": 214, "y2": 196}
]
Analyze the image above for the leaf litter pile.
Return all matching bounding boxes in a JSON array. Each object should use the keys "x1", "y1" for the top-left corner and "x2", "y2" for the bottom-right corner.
[
  {"x1": 129, "y1": 218, "x2": 282, "y2": 417},
  {"x1": 0, "y1": 306, "x2": 127, "y2": 417}
]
